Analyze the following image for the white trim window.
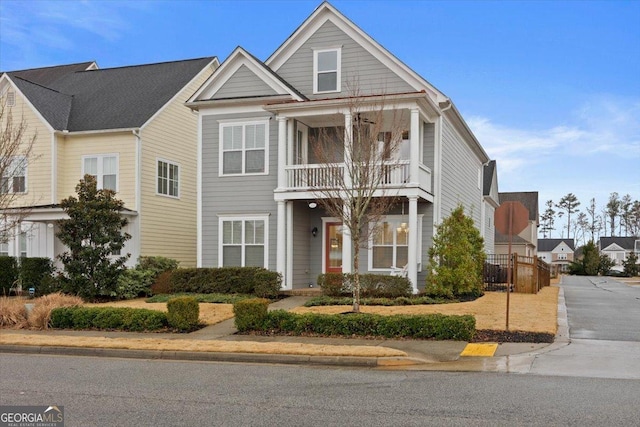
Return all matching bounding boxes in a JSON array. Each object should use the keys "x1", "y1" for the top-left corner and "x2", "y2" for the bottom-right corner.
[
  {"x1": 369, "y1": 215, "x2": 423, "y2": 271},
  {"x1": 1, "y1": 156, "x2": 27, "y2": 194},
  {"x1": 83, "y1": 154, "x2": 118, "y2": 191},
  {"x1": 0, "y1": 232, "x2": 9, "y2": 256},
  {"x1": 218, "y1": 215, "x2": 269, "y2": 268},
  {"x1": 219, "y1": 120, "x2": 268, "y2": 176},
  {"x1": 313, "y1": 48, "x2": 341, "y2": 93},
  {"x1": 157, "y1": 159, "x2": 180, "y2": 198}
]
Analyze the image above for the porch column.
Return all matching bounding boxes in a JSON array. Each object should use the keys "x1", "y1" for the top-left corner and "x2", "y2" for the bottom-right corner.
[
  {"x1": 408, "y1": 195, "x2": 419, "y2": 293},
  {"x1": 277, "y1": 116, "x2": 288, "y2": 190},
  {"x1": 46, "y1": 223, "x2": 55, "y2": 260},
  {"x1": 342, "y1": 204, "x2": 352, "y2": 273},
  {"x1": 343, "y1": 112, "x2": 352, "y2": 188},
  {"x1": 276, "y1": 200, "x2": 286, "y2": 288},
  {"x1": 410, "y1": 107, "x2": 420, "y2": 185},
  {"x1": 285, "y1": 201, "x2": 293, "y2": 290}
]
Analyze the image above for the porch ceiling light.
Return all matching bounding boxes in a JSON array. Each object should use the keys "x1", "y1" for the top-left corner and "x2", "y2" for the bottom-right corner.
[{"x1": 308, "y1": 202, "x2": 317, "y2": 209}]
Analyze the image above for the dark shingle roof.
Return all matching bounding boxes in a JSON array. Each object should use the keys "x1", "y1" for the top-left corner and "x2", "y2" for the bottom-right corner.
[
  {"x1": 5, "y1": 62, "x2": 96, "y2": 86},
  {"x1": 495, "y1": 231, "x2": 530, "y2": 245},
  {"x1": 10, "y1": 77, "x2": 73, "y2": 130},
  {"x1": 598, "y1": 236, "x2": 639, "y2": 251},
  {"x1": 483, "y1": 160, "x2": 496, "y2": 196},
  {"x1": 538, "y1": 238, "x2": 575, "y2": 252},
  {"x1": 499, "y1": 191, "x2": 539, "y2": 223},
  {"x1": 6, "y1": 57, "x2": 216, "y2": 132}
]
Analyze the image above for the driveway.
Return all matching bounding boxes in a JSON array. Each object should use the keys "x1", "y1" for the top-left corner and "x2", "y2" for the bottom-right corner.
[{"x1": 526, "y1": 275, "x2": 640, "y2": 379}]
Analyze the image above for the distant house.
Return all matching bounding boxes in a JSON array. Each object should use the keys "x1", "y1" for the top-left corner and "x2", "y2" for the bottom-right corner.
[
  {"x1": 187, "y1": 2, "x2": 496, "y2": 292},
  {"x1": 495, "y1": 191, "x2": 539, "y2": 256},
  {"x1": 598, "y1": 236, "x2": 640, "y2": 270},
  {"x1": 538, "y1": 238, "x2": 575, "y2": 272},
  {"x1": 0, "y1": 57, "x2": 218, "y2": 266}
]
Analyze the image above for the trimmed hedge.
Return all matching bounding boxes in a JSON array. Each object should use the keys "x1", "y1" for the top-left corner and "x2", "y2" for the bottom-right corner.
[
  {"x1": 167, "y1": 297, "x2": 200, "y2": 331},
  {"x1": 0, "y1": 256, "x2": 18, "y2": 295},
  {"x1": 304, "y1": 295, "x2": 447, "y2": 307},
  {"x1": 318, "y1": 273, "x2": 412, "y2": 298},
  {"x1": 169, "y1": 267, "x2": 281, "y2": 297},
  {"x1": 233, "y1": 301, "x2": 475, "y2": 341},
  {"x1": 146, "y1": 293, "x2": 253, "y2": 304},
  {"x1": 50, "y1": 307, "x2": 168, "y2": 331}
]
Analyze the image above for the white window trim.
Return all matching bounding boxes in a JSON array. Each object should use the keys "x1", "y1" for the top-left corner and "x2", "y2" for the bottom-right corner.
[
  {"x1": 218, "y1": 119, "x2": 270, "y2": 177},
  {"x1": 1, "y1": 155, "x2": 28, "y2": 194},
  {"x1": 217, "y1": 214, "x2": 269, "y2": 268},
  {"x1": 156, "y1": 158, "x2": 180, "y2": 199},
  {"x1": 81, "y1": 153, "x2": 119, "y2": 192},
  {"x1": 368, "y1": 215, "x2": 423, "y2": 272},
  {"x1": 313, "y1": 47, "x2": 342, "y2": 94}
]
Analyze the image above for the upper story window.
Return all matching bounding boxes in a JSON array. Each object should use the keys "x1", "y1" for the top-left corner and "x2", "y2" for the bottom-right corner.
[
  {"x1": 83, "y1": 154, "x2": 118, "y2": 191},
  {"x1": 157, "y1": 159, "x2": 179, "y2": 198},
  {"x1": 1, "y1": 156, "x2": 27, "y2": 194},
  {"x1": 313, "y1": 48, "x2": 341, "y2": 93},
  {"x1": 219, "y1": 120, "x2": 268, "y2": 176}
]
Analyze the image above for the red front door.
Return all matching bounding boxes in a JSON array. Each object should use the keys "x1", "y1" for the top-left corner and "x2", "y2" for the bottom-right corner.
[{"x1": 325, "y1": 222, "x2": 343, "y2": 273}]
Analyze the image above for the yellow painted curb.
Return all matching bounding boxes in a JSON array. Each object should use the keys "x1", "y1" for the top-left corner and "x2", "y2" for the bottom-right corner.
[{"x1": 460, "y1": 343, "x2": 498, "y2": 357}]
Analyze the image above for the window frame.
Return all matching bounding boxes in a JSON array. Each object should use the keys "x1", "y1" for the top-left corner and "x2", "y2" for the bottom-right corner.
[
  {"x1": 1, "y1": 156, "x2": 27, "y2": 194},
  {"x1": 82, "y1": 153, "x2": 119, "y2": 191},
  {"x1": 218, "y1": 119, "x2": 269, "y2": 177},
  {"x1": 156, "y1": 158, "x2": 180, "y2": 199},
  {"x1": 368, "y1": 215, "x2": 423, "y2": 272},
  {"x1": 313, "y1": 48, "x2": 342, "y2": 94},
  {"x1": 217, "y1": 214, "x2": 269, "y2": 268}
]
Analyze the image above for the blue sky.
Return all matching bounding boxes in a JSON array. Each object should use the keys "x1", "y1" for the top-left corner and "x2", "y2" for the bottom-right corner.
[{"x1": 1, "y1": 0, "x2": 638, "y2": 237}]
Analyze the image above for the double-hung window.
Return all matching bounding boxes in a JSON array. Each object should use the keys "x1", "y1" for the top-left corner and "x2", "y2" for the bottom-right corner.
[
  {"x1": 369, "y1": 215, "x2": 422, "y2": 271},
  {"x1": 220, "y1": 120, "x2": 268, "y2": 175},
  {"x1": 157, "y1": 159, "x2": 179, "y2": 198},
  {"x1": 0, "y1": 233, "x2": 8, "y2": 256},
  {"x1": 1, "y1": 156, "x2": 27, "y2": 194},
  {"x1": 219, "y1": 215, "x2": 268, "y2": 268},
  {"x1": 313, "y1": 48, "x2": 341, "y2": 93},
  {"x1": 83, "y1": 154, "x2": 118, "y2": 191}
]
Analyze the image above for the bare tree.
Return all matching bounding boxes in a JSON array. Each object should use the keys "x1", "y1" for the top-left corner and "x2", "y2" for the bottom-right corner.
[
  {"x1": 308, "y1": 92, "x2": 406, "y2": 312},
  {"x1": 556, "y1": 193, "x2": 580, "y2": 239},
  {"x1": 606, "y1": 192, "x2": 620, "y2": 236},
  {"x1": 585, "y1": 198, "x2": 601, "y2": 243},
  {"x1": 619, "y1": 194, "x2": 633, "y2": 236},
  {"x1": 0, "y1": 96, "x2": 38, "y2": 240},
  {"x1": 540, "y1": 200, "x2": 556, "y2": 238}
]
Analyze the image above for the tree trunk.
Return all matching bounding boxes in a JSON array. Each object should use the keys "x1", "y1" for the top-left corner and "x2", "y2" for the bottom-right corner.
[{"x1": 352, "y1": 230, "x2": 361, "y2": 313}]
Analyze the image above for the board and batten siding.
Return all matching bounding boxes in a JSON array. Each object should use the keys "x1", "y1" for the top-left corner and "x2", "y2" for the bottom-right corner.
[
  {"x1": 274, "y1": 20, "x2": 414, "y2": 99},
  {"x1": 213, "y1": 65, "x2": 279, "y2": 99},
  {"x1": 1, "y1": 91, "x2": 53, "y2": 207},
  {"x1": 138, "y1": 68, "x2": 212, "y2": 267},
  {"x1": 440, "y1": 118, "x2": 483, "y2": 227},
  {"x1": 57, "y1": 132, "x2": 136, "y2": 208},
  {"x1": 200, "y1": 111, "x2": 279, "y2": 268}
]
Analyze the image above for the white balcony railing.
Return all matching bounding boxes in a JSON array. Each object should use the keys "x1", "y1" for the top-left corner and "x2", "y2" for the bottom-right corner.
[{"x1": 284, "y1": 160, "x2": 431, "y2": 193}]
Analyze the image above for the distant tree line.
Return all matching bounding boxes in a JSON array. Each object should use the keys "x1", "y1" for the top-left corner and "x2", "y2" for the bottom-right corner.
[{"x1": 540, "y1": 192, "x2": 640, "y2": 244}]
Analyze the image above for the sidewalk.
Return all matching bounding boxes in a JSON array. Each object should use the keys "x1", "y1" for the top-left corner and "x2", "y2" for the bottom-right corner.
[{"x1": 0, "y1": 292, "x2": 565, "y2": 370}]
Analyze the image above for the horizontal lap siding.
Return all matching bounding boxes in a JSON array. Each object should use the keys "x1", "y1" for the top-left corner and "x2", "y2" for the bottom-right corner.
[
  {"x1": 440, "y1": 118, "x2": 482, "y2": 227},
  {"x1": 292, "y1": 201, "x2": 311, "y2": 287},
  {"x1": 201, "y1": 112, "x2": 278, "y2": 268},
  {"x1": 2, "y1": 92, "x2": 53, "y2": 207},
  {"x1": 138, "y1": 69, "x2": 211, "y2": 267},
  {"x1": 275, "y1": 21, "x2": 414, "y2": 98},
  {"x1": 213, "y1": 65, "x2": 278, "y2": 98}
]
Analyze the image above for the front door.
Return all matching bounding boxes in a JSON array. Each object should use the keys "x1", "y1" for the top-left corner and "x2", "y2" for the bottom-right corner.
[{"x1": 325, "y1": 222, "x2": 343, "y2": 273}]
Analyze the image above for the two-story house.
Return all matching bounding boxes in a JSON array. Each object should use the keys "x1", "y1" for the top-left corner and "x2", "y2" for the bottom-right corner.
[
  {"x1": 187, "y1": 2, "x2": 494, "y2": 292},
  {"x1": 598, "y1": 236, "x2": 640, "y2": 271},
  {"x1": 495, "y1": 191, "x2": 539, "y2": 257},
  {"x1": 0, "y1": 57, "x2": 218, "y2": 267},
  {"x1": 538, "y1": 238, "x2": 575, "y2": 272}
]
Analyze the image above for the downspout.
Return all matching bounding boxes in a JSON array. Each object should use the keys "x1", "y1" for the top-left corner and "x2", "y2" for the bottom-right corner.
[
  {"x1": 133, "y1": 129, "x2": 142, "y2": 264},
  {"x1": 434, "y1": 99, "x2": 452, "y2": 227}
]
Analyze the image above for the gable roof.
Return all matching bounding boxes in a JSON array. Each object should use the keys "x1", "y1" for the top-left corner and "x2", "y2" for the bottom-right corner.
[
  {"x1": 599, "y1": 236, "x2": 639, "y2": 251},
  {"x1": 538, "y1": 238, "x2": 575, "y2": 252},
  {"x1": 4, "y1": 61, "x2": 97, "y2": 87},
  {"x1": 483, "y1": 160, "x2": 496, "y2": 196},
  {"x1": 499, "y1": 191, "x2": 539, "y2": 223},
  {"x1": 5, "y1": 57, "x2": 217, "y2": 132}
]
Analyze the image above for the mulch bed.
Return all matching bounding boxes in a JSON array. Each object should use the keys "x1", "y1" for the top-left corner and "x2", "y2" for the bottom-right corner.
[{"x1": 472, "y1": 329, "x2": 555, "y2": 343}]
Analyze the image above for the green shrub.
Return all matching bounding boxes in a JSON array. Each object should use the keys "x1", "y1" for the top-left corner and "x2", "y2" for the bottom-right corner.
[
  {"x1": 304, "y1": 295, "x2": 446, "y2": 307},
  {"x1": 0, "y1": 256, "x2": 18, "y2": 295},
  {"x1": 168, "y1": 267, "x2": 282, "y2": 296},
  {"x1": 233, "y1": 298, "x2": 270, "y2": 332},
  {"x1": 241, "y1": 311, "x2": 476, "y2": 341},
  {"x1": 19, "y1": 257, "x2": 54, "y2": 294},
  {"x1": 318, "y1": 273, "x2": 411, "y2": 298},
  {"x1": 137, "y1": 256, "x2": 179, "y2": 275},
  {"x1": 115, "y1": 268, "x2": 156, "y2": 300},
  {"x1": 252, "y1": 270, "x2": 282, "y2": 298},
  {"x1": 146, "y1": 292, "x2": 252, "y2": 304},
  {"x1": 50, "y1": 307, "x2": 168, "y2": 331},
  {"x1": 317, "y1": 273, "x2": 348, "y2": 296},
  {"x1": 167, "y1": 297, "x2": 200, "y2": 331},
  {"x1": 151, "y1": 270, "x2": 174, "y2": 295}
]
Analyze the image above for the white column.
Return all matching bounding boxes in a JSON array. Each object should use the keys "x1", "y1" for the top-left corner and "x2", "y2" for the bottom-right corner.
[
  {"x1": 433, "y1": 116, "x2": 443, "y2": 226},
  {"x1": 285, "y1": 201, "x2": 293, "y2": 290},
  {"x1": 410, "y1": 107, "x2": 420, "y2": 185},
  {"x1": 46, "y1": 223, "x2": 55, "y2": 260},
  {"x1": 276, "y1": 200, "x2": 286, "y2": 288},
  {"x1": 342, "y1": 204, "x2": 352, "y2": 273},
  {"x1": 343, "y1": 112, "x2": 352, "y2": 188},
  {"x1": 408, "y1": 195, "x2": 419, "y2": 293},
  {"x1": 277, "y1": 116, "x2": 288, "y2": 190}
]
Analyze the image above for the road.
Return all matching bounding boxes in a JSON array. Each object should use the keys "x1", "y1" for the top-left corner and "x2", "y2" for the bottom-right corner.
[
  {"x1": 1, "y1": 353, "x2": 639, "y2": 426},
  {"x1": 525, "y1": 275, "x2": 640, "y2": 379}
]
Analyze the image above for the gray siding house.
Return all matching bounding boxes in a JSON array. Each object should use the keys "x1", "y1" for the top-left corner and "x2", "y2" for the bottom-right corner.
[{"x1": 187, "y1": 2, "x2": 494, "y2": 292}]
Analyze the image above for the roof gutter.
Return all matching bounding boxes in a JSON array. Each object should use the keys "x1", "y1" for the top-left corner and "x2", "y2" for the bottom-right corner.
[{"x1": 53, "y1": 127, "x2": 139, "y2": 136}]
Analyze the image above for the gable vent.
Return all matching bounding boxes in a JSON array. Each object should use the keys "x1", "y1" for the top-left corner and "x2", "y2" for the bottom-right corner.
[{"x1": 7, "y1": 90, "x2": 15, "y2": 107}]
